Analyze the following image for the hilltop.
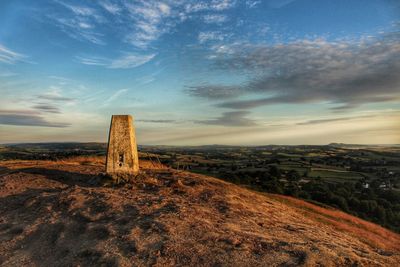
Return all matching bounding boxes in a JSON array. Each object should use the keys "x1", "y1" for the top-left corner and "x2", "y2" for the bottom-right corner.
[{"x1": 0, "y1": 157, "x2": 399, "y2": 266}]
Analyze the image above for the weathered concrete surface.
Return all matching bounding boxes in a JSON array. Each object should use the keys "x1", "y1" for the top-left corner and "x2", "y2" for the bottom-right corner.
[{"x1": 106, "y1": 115, "x2": 139, "y2": 176}]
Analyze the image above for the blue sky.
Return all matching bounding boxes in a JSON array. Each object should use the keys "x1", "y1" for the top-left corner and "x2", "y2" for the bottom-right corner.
[{"x1": 0, "y1": 0, "x2": 399, "y2": 145}]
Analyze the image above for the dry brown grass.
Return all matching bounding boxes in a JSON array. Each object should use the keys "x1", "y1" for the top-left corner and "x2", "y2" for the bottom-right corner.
[
  {"x1": 58, "y1": 155, "x2": 106, "y2": 165},
  {"x1": 269, "y1": 194, "x2": 400, "y2": 251},
  {"x1": 0, "y1": 158, "x2": 399, "y2": 266},
  {"x1": 58, "y1": 155, "x2": 166, "y2": 170}
]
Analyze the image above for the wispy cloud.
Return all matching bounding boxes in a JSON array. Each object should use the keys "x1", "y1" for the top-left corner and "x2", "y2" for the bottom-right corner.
[
  {"x1": 29, "y1": 89, "x2": 74, "y2": 116},
  {"x1": 140, "y1": 110, "x2": 400, "y2": 145},
  {"x1": 75, "y1": 56, "x2": 108, "y2": 66},
  {"x1": 211, "y1": 0, "x2": 236, "y2": 10},
  {"x1": 50, "y1": 1, "x2": 106, "y2": 45},
  {"x1": 198, "y1": 32, "x2": 226, "y2": 44},
  {"x1": 109, "y1": 54, "x2": 156, "y2": 69},
  {"x1": 0, "y1": 71, "x2": 18, "y2": 77},
  {"x1": 103, "y1": 89, "x2": 128, "y2": 106},
  {"x1": 32, "y1": 104, "x2": 61, "y2": 114},
  {"x1": 135, "y1": 67, "x2": 164, "y2": 85},
  {"x1": 136, "y1": 75, "x2": 155, "y2": 85},
  {"x1": 48, "y1": 76, "x2": 74, "y2": 81},
  {"x1": 296, "y1": 115, "x2": 375, "y2": 126},
  {"x1": 56, "y1": 1, "x2": 104, "y2": 22},
  {"x1": 0, "y1": 44, "x2": 26, "y2": 64},
  {"x1": 37, "y1": 92, "x2": 75, "y2": 102},
  {"x1": 186, "y1": 84, "x2": 243, "y2": 99},
  {"x1": 137, "y1": 119, "x2": 177, "y2": 123},
  {"x1": 203, "y1": 14, "x2": 228, "y2": 24},
  {"x1": 53, "y1": 1, "x2": 171, "y2": 48},
  {"x1": 99, "y1": 1, "x2": 121, "y2": 15},
  {"x1": 185, "y1": 0, "x2": 236, "y2": 12},
  {"x1": 245, "y1": 0, "x2": 261, "y2": 8},
  {"x1": 49, "y1": 0, "x2": 237, "y2": 49},
  {"x1": 265, "y1": 0, "x2": 296, "y2": 8},
  {"x1": 0, "y1": 110, "x2": 70, "y2": 128},
  {"x1": 77, "y1": 53, "x2": 155, "y2": 69},
  {"x1": 123, "y1": 1, "x2": 173, "y2": 48},
  {"x1": 195, "y1": 111, "x2": 257, "y2": 127},
  {"x1": 50, "y1": 17, "x2": 105, "y2": 45}
]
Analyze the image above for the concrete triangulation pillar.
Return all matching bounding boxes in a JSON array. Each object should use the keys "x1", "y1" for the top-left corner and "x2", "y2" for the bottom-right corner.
[{"x1": 106, "y1": 115, "x2": 139, "y2": 178}]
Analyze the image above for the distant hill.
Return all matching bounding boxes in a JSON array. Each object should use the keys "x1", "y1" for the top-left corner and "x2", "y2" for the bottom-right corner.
[
  {"x1": 3, "y1": 142, "x2": 107, "y2": 151},
  {"x1": 0, "y1": 156, "x2": 399, "y2": 266},
  {"x1": 0, "y1": 143, "x2": 107, "y2": 160},
  {"x1": 328, "y1": 143, "x2": 400, "y2": 148},
  {"x1": 2, "y1": 142, "x2": 399, "y2": 151}
]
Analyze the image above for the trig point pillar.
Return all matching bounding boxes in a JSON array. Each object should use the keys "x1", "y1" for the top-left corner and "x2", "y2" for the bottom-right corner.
[{"x1": 106, "y1": 115, "x2": 139, "y2": 177}]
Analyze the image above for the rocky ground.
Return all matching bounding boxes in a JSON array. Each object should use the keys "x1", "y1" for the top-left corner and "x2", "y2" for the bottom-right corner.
[{"x1": 0, "y1": 157, "x2": 399, "y2": 266}]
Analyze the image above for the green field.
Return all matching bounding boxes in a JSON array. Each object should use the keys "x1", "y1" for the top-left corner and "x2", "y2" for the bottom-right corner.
[{"x1": 309, "y1": 169, "x2": 364, "y2": 181}]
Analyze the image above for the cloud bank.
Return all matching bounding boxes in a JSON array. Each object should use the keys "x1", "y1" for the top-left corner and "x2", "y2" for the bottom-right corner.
[
  {"x1": 188, "y1": 32, "x2": 400, "y2": 110},
  {"x1": 0, "y1": 110, "x2": 69, "y2": 128}
]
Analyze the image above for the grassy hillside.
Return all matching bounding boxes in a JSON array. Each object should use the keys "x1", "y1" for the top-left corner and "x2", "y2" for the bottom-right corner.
[{"x1": 0, "y1": 156, "x2": 399, "y2": 266}]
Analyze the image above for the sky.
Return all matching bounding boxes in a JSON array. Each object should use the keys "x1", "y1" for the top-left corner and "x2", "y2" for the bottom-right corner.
[{"x1": 0, "y1": 0, "x2": 399, "y2": 145}]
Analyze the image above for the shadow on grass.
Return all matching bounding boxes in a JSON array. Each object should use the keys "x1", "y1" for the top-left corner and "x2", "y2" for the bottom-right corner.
[
  {"x1": 16, "y1": 167, "x2": 104, "y2": 187},
  {"x1": 0, "y1": 182, "x2": 177, "y2": 266}
]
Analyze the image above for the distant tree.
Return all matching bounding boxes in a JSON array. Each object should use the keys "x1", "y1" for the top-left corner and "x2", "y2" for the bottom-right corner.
[
  {"x1": 374, "y1": 206, "x2": 387, "y2": 225},
  {"x1": 269, "y1": 166, "x2": 281, "y2": 178},
  {"x1": 287, "y1": 170, "x2": 301, "y2": 182},
  {"x1": 331, "y1": 195, "x2": 349, "y2": 212},
  {"x1": 336, "y1": 187, "x2": 350, "y2": 198},
  {"x1": 298, "y1": 190, "x2": 311, "y2": 200},
  {"x1": 360, "y1": 200, "x2": 370, "y2": 213},
  {"x1": 262, "y1": 177, "x2": 284, "y2": 194},
  {"x1": 368, "y1": 200, "x2": 378, "y2": 212},
  {"x1": 285, "y1": 182, "x2": 299, "y2": 197},
  {"x1": 348, "y1": 197, "x2": 360, "y2": 210}
]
